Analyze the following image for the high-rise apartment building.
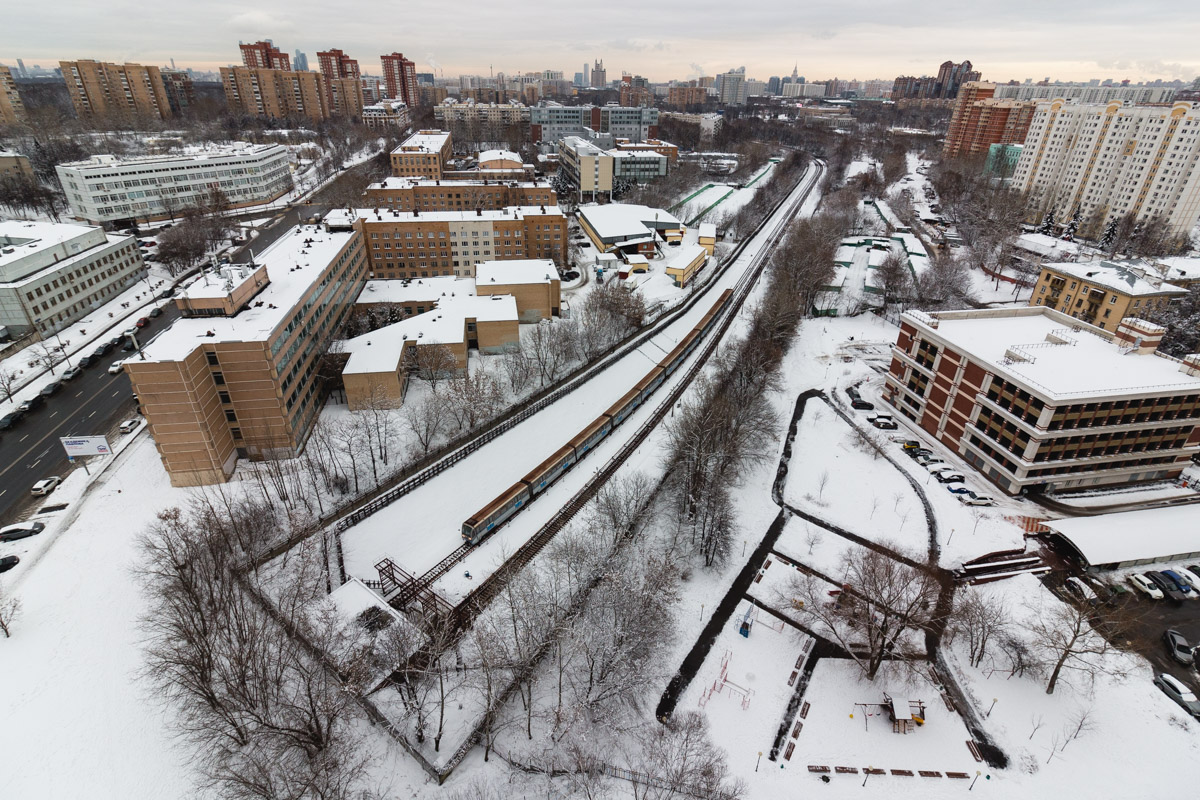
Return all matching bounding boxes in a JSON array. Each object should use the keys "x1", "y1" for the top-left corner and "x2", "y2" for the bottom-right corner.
[
  {"x1": 1011, "y1": 100, "x2": 1200, "y2": 240},
  {"x1": 591, "y1": 59, "x2": 607, "y2": 88},
  {"x1": 0, "y1": 66, "x2": 27, "y2": 125},
  {"x1": 317, "y1": 48, "x2": 360, "y2": 80},
  {"x1": 240, "y1": 40, "x2": 290, "y2": 70},
  {"x1": 381, "y1": 52, "x2": 418, "y2": 106},
  {"x1": 943, "y1": 82, "x2": 1037, "y2": 159},
  {"x1": 717, "y1": 68, "x2": 747, "y2": 105},
  {"x1": 221, "y1": 67, "x2": 329, "y2": 121},
  {"x1": 160, "y1": 69, "x2": 195, "y2": 116},
  {"x1": 992, "y1": 82, "x2": 1175, "y2": 104},
  {"x1": 60, "y1": 60, "x2": 172, "y2": 120},
  {"x1": 932, "y1": 60, "x2": 979, "y2": 100}
]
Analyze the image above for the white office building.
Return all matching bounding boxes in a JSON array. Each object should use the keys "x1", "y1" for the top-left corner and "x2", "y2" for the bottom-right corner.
[
  {"x1": 57, "y1": 144, "x2": 293, "y2": 225},
  {"x1": 0, "y1": 220, "x2": 144, "y2": 336},
  {"x1": 1011, "y1": 100, "x2": 1200, "y2": 240}
]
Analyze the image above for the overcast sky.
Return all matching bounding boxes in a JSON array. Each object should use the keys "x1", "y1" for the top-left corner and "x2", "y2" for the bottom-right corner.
[{"x1": 5, "y1": 1, "x2": 1199, "y2": 84}]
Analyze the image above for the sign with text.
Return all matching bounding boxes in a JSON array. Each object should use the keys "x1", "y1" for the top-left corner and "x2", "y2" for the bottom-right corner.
[{"x1": 60, "y1": 436, "x2": 111, "y2": 457}]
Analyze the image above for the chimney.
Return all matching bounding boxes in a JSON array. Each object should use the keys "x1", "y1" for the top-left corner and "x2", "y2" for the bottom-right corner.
[{"x1": 476, "y1": 207, "x2": 482, "y2": 216}]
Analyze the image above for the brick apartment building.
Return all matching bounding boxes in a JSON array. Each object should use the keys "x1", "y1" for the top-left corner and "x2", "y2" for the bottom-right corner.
[
  {"x1": 883, "y1": 307, "x2": 1200, "y2": 494},
  {"x1": 325, "y1": 205, "x2": 568, "y2": 279},
  {"x1": 125, "y1": 225, "x2": 367, "y2": 486},
  {"x1": 943, "y1": 82, "x2": 1036, "y2": 160},
  {"x1": 390, "y1": 130, "x2": 454, "y2": 178},
  {"x1": 221, "y1": 66, "x2": 330, "y2": 121},
  {"x1": 1, "y1": 66, "x2": 29, "y2": 125},
  {"x1": 60, "y1": 60, "x2": 172, "y2": 120},
  {"x1": 240, "y1": 40, "x2": 291, "y2": 70},
  {"x1": 381, "y1": 52, "x2": 419, "y2": 107},
  {"x1": 362, "y1": 176, "x2": 556, "y2": 211}
]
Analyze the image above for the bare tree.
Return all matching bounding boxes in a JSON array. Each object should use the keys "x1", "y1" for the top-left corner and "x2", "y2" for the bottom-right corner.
[
  {"x1": 951, "y1": 589, "x2": 1010, "y2": 669},
  {"x1": 155, "y1": 220, "x2": 208, "y2": 277},
  {"x1": 525, "y1": 319, "x2": 577, "y2": 387},
  {"x1": 0, "y1": 585, "x2": 21, "y2": 638},
  {"x1": 876, "y1": 250, "x2": 913, "y2": 304},
  {"x1": 403, "y1": 343, "x2": 460, "y2": 394},
  {"x1": 401, "y1": 393, "x2": 447, "y2": 456},
  {"x1": 0, "y1": 368, "x2": 20, "y2": 404},
  {"x1": 498, "y1": 348, "x2": 536, "y2": 396},
  {"x1": 804, "y1": 523, "x2": 823, "y2": 555},
  {"x1": 785, "y1": 547, "x2": 940, "y2": 680},
  {"x1": 445, "y1": 368, "x2": 504, "y2": 433},
  {"x1": 629, "y1": 711, "x2": 745, "y2": 800},
  {"x1": 1027, "y1": 594, "x2": 1132, "y2": 694}
]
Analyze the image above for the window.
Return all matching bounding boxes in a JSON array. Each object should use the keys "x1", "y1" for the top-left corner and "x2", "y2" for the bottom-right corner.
[
  {"x1": 224, "y1": 409, "x2": 238, "y2": 422},
  {"x1": 218, "y1": 391, "x2": 232, "y2": 404},
  {"x1": 205, "y1": 352, "x2": 220, "y2": 366},
  {"x1": 213, "y1": 371, "x2": 226, "y2": 385},
  {"x1": 231, "y1": 427, "x2": 243, "y2": 440}
]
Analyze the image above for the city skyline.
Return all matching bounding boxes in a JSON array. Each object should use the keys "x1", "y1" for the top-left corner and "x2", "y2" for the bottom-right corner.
[{"x1": 4, "y1": 0, "x2": 1199, "y2": 85}]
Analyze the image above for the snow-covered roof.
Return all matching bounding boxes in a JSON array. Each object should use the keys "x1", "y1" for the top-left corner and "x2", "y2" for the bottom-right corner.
[
  {"x1": 356, "y1": 276, "x2": 475, "y2": 305},
  {"x1": 395, "y1": 130, "x2": 450, "y2": 153},
  {"x1": 478, "y1": 149, "x2": 520, "y2": 164},
  {"x1": 1044, "y1": 505, "x2": 1200, "y2": 567},
  {"x1": 0, "y1": 219, "x2": 106, "y2": 271},
  {"x1": 910, "y1": 307, "x2": 1200, "y2": 400},
  {"x1": 1015, "y1": 232, "x2": 1081, "y2": 258},
  {"x1": 476, "y1": 259, "x2": 559, "y2": 286},
  {"x1": 58, "y1": 144, "x2": 285, "y2": 171},
  {"x1": 326, "y1": 206, "x2": 561, "y2": 227},
  {"x1": 139, "y1": 225, "x2": 356, "y2": 361},
  {"x1": 698, "y1": 223, "x2": 716, "y2": 239},
  {"x1": 1041, "y1": 259, "x2": 1187, "y2": 297},
  {"x1": 578, "y1": 204, "x2": 681, "y2": 242},
  {"x1": 1155, "y1": 256, "x2": 1200, "y2": 284},
  {"x1": 366, "y1": 176, "x2": 548, "y2": 190},
  {"x1": 341, "y1": 294, "x2": 518, "y2": 374},
  {"x1": 666, "y1": 243, "x2": 707, "y2": 270}
]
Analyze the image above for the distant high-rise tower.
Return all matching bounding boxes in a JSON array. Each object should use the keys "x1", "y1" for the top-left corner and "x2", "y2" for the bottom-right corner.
[
  {"x1": 294, "y1": 50, "x2": 309, "y2": 72},
  {"x1": 590, "y1": 59, "x2": 606, "y2": 88},
  {"x1": 16, "y1": 59, "x2": 27, "y2": 79},
  {"x1": 317, "y1": 49, "x2": 360, "y2": 80},
  {"x1": 240, "y1": 40, "x2": 290, "y2": 70},
  {"x1": 582, "y1": 62, "x2": 590, "y2": 87},
  {"x1": 380, "y1": 52, "x2": 418, "y2": 105},
  {"x1": 792, "y1": 64, "x2": 799, "y2": 80}
]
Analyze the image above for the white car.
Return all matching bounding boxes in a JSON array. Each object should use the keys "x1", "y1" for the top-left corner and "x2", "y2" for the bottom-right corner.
[
  {"x1": 31, "y1": 477, "x2": 61, "y2": 495},
  {"x1": 118, "y1": 419, "x2": 140, "y2": 434},
  {"x1": 1127, "y1": 573, "x2": 1164, "y2": 600},
  {"x1": 956, "y1": 491, "x2": 995, "y2": 506},
  {"x1": 108, "y1": 360, "x2": 126, "y2": 375},
  {"x1": 924, "y1": 461, "x2": 951, "y2": 474},
  {"x1": 1174, "y1": 567, "x2": 1200, "y2": 593}
]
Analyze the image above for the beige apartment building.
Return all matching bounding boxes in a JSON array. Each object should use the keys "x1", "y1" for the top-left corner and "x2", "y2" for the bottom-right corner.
[
  {"x1": 0, "y1": 149, "x2": 34, "y2": 181},
  {"x1": 362, "y1": 176, "x2": 556, "y2": 211},
  {"x1": 0, "y1": 66, "x2": 27, "y2": 126},
  {"x1": 1011, "y1": 100, "x2": 1200, "y2": 240},
  {"x1": 220, "y1": 66, "x2": 330, "y2": 121},
  {"x1": 125, "y1": 225, "x2": 367, "y2": 486},
  {"x1": 60, "y1": 60, "x2": 172, "y2": 120},
  {"x1": 328, "y1": 76, "x2": 365, "y2": 117},
  {"x1": 390, "y1": 130, "x2": 454, "y2": 178},
  {"x1": 1030, "y1": 259, "x2": 1187, "y2": 330},
  {"x1": 327, "y1": 205, "x2": 568, "y2": 279}
]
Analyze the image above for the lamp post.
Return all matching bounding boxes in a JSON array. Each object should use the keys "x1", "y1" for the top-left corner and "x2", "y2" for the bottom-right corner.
[
  {"x1": 862, "y1": 766, "x2": 872, "y2": 787},
  {"x1": 970, "y1": 770, "x2": 982, "y2": 791},
  {"x1": 35, "y1": 318, "x2": 71, "y2": 371},
  {"x1": 986, "y1": 697, "x2": 997, "y2": 718},
  {"x1": 755, "y1": 751, "x2": 762, "y2": 772}
]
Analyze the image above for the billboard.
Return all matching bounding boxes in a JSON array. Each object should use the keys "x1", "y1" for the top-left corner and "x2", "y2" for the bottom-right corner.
[{"x1": 60, "y1": 436, "x2": 112, "y2": 457}]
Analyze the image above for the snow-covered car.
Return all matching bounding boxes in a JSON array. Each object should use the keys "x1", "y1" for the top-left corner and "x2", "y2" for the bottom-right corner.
[
  {"x1": 944, "y1": 483, "x2": 972, "y2": 494},
  {"x1": 31, "y1": 477, "x2": 61, "y2": 495},
  {"x1": 1154, "y1": 673, "x2": 1200, "y2": 719},
  {"x1": 0, "y1": 521, "x2": 45, "y2": 542},
  {"x1": 1164, "y1": 630, "x2": 1194, "y2": 666},
  {"x1": 869, "y1": 415, "x2": 898, "y2": 430},
  {"x1": 1128, "y1": 573, "x2": 1164, "y2": 600},
  {"x1": 1064, "y1": 576, "x2": 1099, "y2": 604},
  {"x1": 934, "y1": 471, "x2": 966, "y2": 484},
  {"x1": 914, "y1": 453, "x2": 942, "y2": 467},
  {"x1": 0, "y1": 555, "x2": 18, "y2": 573},
  {"x1": 923, "y1": 461, "x2": 951, "y2": 474},
  {"x1": 956, "y1": 491, "x2": 994, "y2": 506}
]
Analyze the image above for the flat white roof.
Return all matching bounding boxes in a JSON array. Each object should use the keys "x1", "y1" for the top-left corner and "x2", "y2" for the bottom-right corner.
[
  {"x1": 326, "y1": 206, "x2": 561, "y2": 227},
  {"x1": 0, "y1": 220, "x2": 103, "y2": 270},
  {"x1": 1156, "y1": 256, "x2": 1200, "y2": 283},
  {"x1": 366, "y1": 176, "x2": 547, "y2": 191},
  {"x1": 1042, "y1": 259, "x2": 1186, "y2": 297},
  {"x1": 1016, "y1": 232, "x2": 1081, "y2": 258},
  {"x1": 578, "y1": 203, "x2": 681, "y2": 241},
  {"x1": 913, "y1": 308, "x2": 1200, "y2": 400},
  {"x1": 1044, "y1": 505, "x2": 1200, "y2": 566},
  {"x1": 698, "y1": 223, "x2": 716, "y2": 238},
  {"x1": 476, "y1": 259, "x2": 559, "y2": 285},
  {"x1": 341, "y1": 294, "x2": 517, "y2": 374},
  {"x1": 58, "y1": 144, "x2": 285, "y2": 171},
  {"x1": 478, "y1": 149, "x2": 520, "y2": 163},
  {"x1": 139, "y1": 225, "x2": 355, "y2": 361},
  {"x1": 357, "y1": 276, "x2": 475, "y2": 305},
  {"x1": 666, "y1": 243, "x2": 707, "y2": 269},
  {"x1": 396, "y1": 130, "x2": 450, "y2": 153}
]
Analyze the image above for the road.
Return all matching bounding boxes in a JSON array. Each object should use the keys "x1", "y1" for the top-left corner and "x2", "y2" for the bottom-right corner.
[{"x1": 0, "y1": 304, "x2": 180, "y2": 525}]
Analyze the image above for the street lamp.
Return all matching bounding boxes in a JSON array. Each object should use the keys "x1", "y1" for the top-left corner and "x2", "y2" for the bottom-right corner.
[
  {"x1": 986, "y1": 697, "x2": 998, "y2": 718},
  {"x1": 862, "y1": 766, "x2": 873, "y2": 787},
  {"x1": 970, "y1": 770, "x2": 983, "y2": 791},
  {"x1": 34, "y1": 317, "x2": 71, "y2": 371}
]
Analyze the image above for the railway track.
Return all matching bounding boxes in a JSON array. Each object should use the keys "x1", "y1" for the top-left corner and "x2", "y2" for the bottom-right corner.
[{"x1": 431, "y1": 161, "x2": 827, "y2": 630}]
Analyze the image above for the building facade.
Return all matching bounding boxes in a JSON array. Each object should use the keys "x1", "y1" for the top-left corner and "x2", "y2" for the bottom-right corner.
[
  {"x1": 992, "y1": 82, "x2": 1176, "y2": 105},
  {"x1": 60, "y1": 60, "x2": 172, "y2": 120},
  {"x1": 1, "y1": 66, "x2": 29, "y2": 125},
  {"x1": 240, "y1": 40, "x2": 291, "y2": 70},
  {"x1": 1011, "y1": 100, "x2": 1200, "y2": 240},
  {"x1": 362, "y1": 176, "x2": 555, "y2": 211},
  {"x1": 434, "y1": 99, "x2": 530, "y2": 128},
  {"x1": 1030, "y1": 259, "x2": 1187, "y2": 329},
  {"x1": 381, "y1": 52, "x2": 418, "y2": 107},
  {"x1": 0, "y1": 220, "x2": 144, "y2": 337},
  {"x1": 160, "y1": 69, "x2": 195, "y2": 116},
  {"x1": 668, "y1": 86, "x2": 710, "y2": 107},
  {"x1": 125, "y1": 225, "x2": 367, "y2": 486},
  {"x1": 220, "y1": 66, "x2": 329, "y2": 121},
  {"x1": 943, "y1": 82, "x2": 1037, "y2": 160},
  {"x1": 57, "y1": 145, "x2": 293, "y2": 224},
  {"x1": 390, "y1": 129, "x2": 454, "y2": 178},
  {"x1": 529, "y1": 104, "x2": 660, "y2": 143},
  {"x1": 361, "y1": 100, "x2": 411, "y2": 130},
  {"x1": 326, "y1": 205, "x2": 568, "y2": 279},
  {"x1": 0, "y1": 149, "x2": 34, "y2": 181},
  {"x1": 883, "y1": 307, "x2": 1200, "y2": 494}
]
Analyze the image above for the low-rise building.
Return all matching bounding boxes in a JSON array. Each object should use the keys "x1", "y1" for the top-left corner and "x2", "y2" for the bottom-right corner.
[
  {"x1": 577, "y1": 203, "x2": 683, "y2": 254},
  {"x1": 698, "y1": 222, "x2": 717, "y2": 255},
  {"x1": 0, "y1": 149, "x2": 34, "y2": 181},
  {"x1": 125, "y1": 224, "x2": 367, "y2": 486},
  {"x1": 530, "y1": 103, "x2": 660, "y2": 143},
  {"x1": 660, "y1": 111, "x2": 723, "y2": 139},
  {"x1": 56, "y1": 144, "x2": 293, "y2": 225},
  {"x1": 475, "y1": 260, "x2": 560, "y2": 321},
  {"x1": 362, "y1": 176, "x2": 556, "y2": 212},
  {"x1": 0, "y1": 220, "x2": 145, "y2": 336},
  {"x1": 390, "y1": 129, "x2": 454, "y2": 178},
  {"x1": 1030, "y1": 259, "x2": 1187, "y2": 330},
  {"x1": 326, "y1": 205, "x2": 568, "y2": 278},
  {"x1": 664, "y1": 243, "x2": 708, "y2": 288},
  {"x1": 361, "y1": 99, "x2": 411, "y2": 130},
  {"x1": 613, "y1": 138, "x2": 679, "y2": 162},
  {"x1": 883, "y1": 307, "x2": 1200, "y2": 494},
  {"x1": 1154, "y1": 257, "x2": 1200, "y2": 289},
  {"x1": 559, "y1": 136, "x2": 668, "y2": 201}
]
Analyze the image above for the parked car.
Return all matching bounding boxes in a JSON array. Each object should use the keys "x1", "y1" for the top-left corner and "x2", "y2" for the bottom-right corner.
[
  {"x1": 107, "y1": 337, "x2": 122, "y2": 349},
  {"x1": 1154, "y1": 673, "x2": 1200, "y2": 719},
  {"x1": 1161, "y1": 570, "x2": 1194, "y2": 596},
  {"x1": 93, "y1": 341, "x2": 114, "y2": 356},
  {"x1": 0, "y1": 555, "x2": 18, "y2": 573},
  {"x1": 935, "y1": 471, "x2": 966, "y2": 484},
  {"x1": 944, "y1": 483, "x2": 972, "y2": 495},
  {"x1": 1164, "y1": 630, "x2": 1195, "y2": 666},
  {"x1": 915, "y1": 453, "x2": 943, "y2": 467},
  {"x1": 957, "y1": 491, "x2": 995, "y2": 506},
  {"x1": 1145, "y1": 571, "x2": 1187, "y2": 603},
  {"x1": 39, "y1": 380, "x2": 63, "y2": 397},
  {"x1": 908, "y1": 449, "x2": 934, "y2": 462},
  {"x1": 136, "y1": 317, "x2": 150, "y2": 328},
  {"x1": 870, "y1": 415, "x2": 898, "y2": 430},
  {"x1": 923, "y1": 461, "x2": 950, "y2": 474},
  {"x1": 149, "y1": 307, "x2": 164, "y2": 318},
  {"x1": 846, "y1": 387, "x2": 861, "y2": 401},
  {"x1": 1128, "y1": 573, "x2": 1164, "y2": 600},
  {"x1": 123, "y1": 326, "x2": 138, "y2": 336},
  {"x1": 17, "y1": 395, "x2": 45, "y2": 413},
  {"x1": 78, "y1": 354, "x2": 95, "y2": 368},
  {"x1": 118, "y1": 419, "x2": 140, "y2": 434},
  {"x1": 1085, "y1": 575, "x2": 1129, "y2": 601},
  {"x1": 0, "y1": 411, "x2": 21, "y2": 430},
  {"x1": 1178, "y1": 567, "x2": 1200, "y2": 593},
  {"x1": 0, "y1": 521, "x2": 45, "y2": 542},
  {"x1": 1064, "y1": 576, "x2": 1099, "y2": 604},
  {"x1": 62, "y1": 366, "x2": 82, "y2": 381},
  {"x1": 893, "y1": 438, "x2": 920, "y2": 448},
  {"x1": 108, "y1": 360, "x2": 126, "y2": 375},
  {"x1": 851, "y1": 399, "x2": 875, "y2": 410},
  {"x1": 30, "y1": 477, "x2": 61, "y2": 495}
]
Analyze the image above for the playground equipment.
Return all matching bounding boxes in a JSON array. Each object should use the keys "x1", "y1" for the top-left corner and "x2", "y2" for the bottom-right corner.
[{"x1": 698, "y1": 650, "x2": 755, "y2": 710}]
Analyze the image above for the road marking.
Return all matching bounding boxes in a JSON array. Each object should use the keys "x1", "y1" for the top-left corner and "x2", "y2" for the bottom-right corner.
[
  {"x1": 49, "y1": 411, "x2": 58, "y2": 418},
  {"x1": 88, "y1": 411, "x2": 96, "y2": 418},
  {"x1": 19, "y1": 434, "x2": 28, "y2": 442},
  {"x1": 30, "y1": 459, "x2": 41, "y2": 470},
  {"x1": 112, "y1": 390, "x2": 120, "y2": 397},
  {"x1": 0, "y1": 489, "x2": 5, "y2": 497},
  {"x1": 76, "y1": 390, "x2": 84, "y2": 398}
]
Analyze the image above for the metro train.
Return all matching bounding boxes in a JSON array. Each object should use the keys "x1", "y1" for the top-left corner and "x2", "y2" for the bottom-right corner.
[{"x1": 461, "y1": 288, "x2": 734, "y2": 545}]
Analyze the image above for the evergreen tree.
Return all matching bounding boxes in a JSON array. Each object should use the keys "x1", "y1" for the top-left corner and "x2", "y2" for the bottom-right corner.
[
  {"x1": 1038, "y1": 206, "x2": 1057, "y2": 236},
  {"x1": 1100, "y1": 217, "x2": 1119, "y2": 251},
  {"x1": 1062, "y1": 207, "x2": 1081, "y2": 241}
]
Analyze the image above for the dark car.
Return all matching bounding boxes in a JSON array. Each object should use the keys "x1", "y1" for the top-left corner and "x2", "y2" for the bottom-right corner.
[
  {"x1": 907, "y1": 447, "x2": 934, "y2": 460},
  {"x1": 0, "y1": 411, "x2": 22, "y2": 430},
  {"x1": 846, "y1": 387, "x2": 861, "y2": 401},
  {"x1": 0, "y1": 521, "x2": 45, "y2": 542},
  {"x1": 107, "y1": 336, "x2": 122, "y2": 349},
  {"x1": 78, "y1": 354, "x2": 95, "y2": 368},
  {"x1": 17, "y1": 394, "x2": 44, "y2": 413},
  {"x1": 0, "y1": 555, "x2": 18, "y2": 573},
  {"x1": 1161, "y1": 570, "x2": 1194, "y2": 596},
  {"x1": 149, "y1": 307, "x2": 164, "y2": 318},
  {"x1": 1164, "y1": 630, "x2": 1195, "y2": 666},
  {"x1": 39, "y1": 380, "x2": 63, "y2": 397},
  {"x1": 121, "y1": 339, "x2": 136, "y2": 352},
  {"x1": 1145, "y1": 571, "x2": 1187, "y2": 603},
  {"x1": 870, "y1": 416, "x2": 898, "y2": 430},
  {"x1": 851, "y1": 398, "x2": 875, "y2": 410},
  {"x1": 159, "y1": 289, "x2": 175, "y2": 300}
]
